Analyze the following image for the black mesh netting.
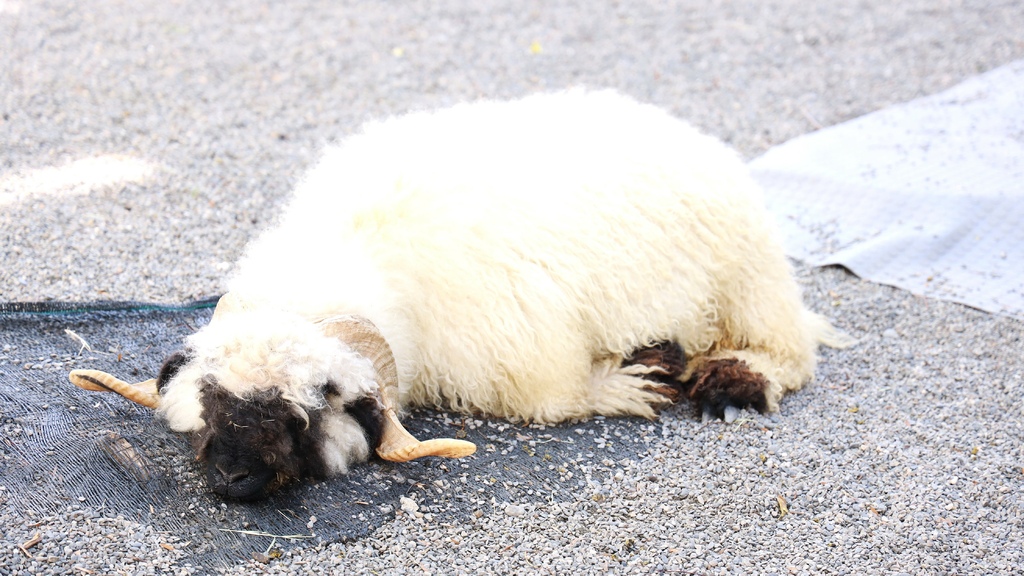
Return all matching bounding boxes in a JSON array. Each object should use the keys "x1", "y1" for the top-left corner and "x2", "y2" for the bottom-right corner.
[{"x1": 0, "y1": 302, "x2": 660, "y2": 570}]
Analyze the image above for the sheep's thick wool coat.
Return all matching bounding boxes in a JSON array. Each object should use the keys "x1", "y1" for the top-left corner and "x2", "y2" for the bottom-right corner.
[{"x1": 161, "y1": 90, "x2": 837, "y2": 440}]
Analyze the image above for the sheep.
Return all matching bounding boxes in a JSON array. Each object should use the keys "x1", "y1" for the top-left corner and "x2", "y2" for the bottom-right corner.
[{"x1": 70, "y1": 89, "x2": 847, "y2": 500}]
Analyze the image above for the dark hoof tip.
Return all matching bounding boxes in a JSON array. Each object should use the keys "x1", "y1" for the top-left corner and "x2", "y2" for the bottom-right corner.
[{"x1": 700, "y1": 399, "x2": 744, "y2": 423}]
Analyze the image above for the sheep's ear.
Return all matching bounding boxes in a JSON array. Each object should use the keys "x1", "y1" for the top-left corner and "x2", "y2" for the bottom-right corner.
[
  {"x1": 156, "y1": 350, "x2": 192, "y2": 394},
  {"x1": 341, "y1": 395, "x2": 384, "y2": 450}
]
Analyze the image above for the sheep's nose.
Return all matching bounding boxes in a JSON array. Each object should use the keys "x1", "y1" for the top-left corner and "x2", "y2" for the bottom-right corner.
[
  {"x1": 216, "y1": 463, "x2": 250, "y2": 484},
  {"x1": 206, "y1": 459, "x2": 275, "y2": 499}
]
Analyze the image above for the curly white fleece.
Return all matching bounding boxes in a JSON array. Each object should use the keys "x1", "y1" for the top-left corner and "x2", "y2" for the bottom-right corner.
[{"x1": 159, "y1": 88, "x2": 842, "y2": 430}]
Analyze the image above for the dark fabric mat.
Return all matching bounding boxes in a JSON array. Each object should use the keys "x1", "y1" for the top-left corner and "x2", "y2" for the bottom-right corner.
[{"x1": 0, "y1": 303, "x2": 652, "y2": 570}]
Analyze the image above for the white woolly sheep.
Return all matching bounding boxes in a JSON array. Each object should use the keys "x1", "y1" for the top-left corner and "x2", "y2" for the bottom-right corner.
[{"x1": 72, "y1": 90, "x2": 846, "y2": 500}]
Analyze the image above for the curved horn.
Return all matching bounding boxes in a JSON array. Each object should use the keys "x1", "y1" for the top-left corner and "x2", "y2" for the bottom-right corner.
[
  {"x1": 68, "y1": 370, "x2": 160, "y2": 409},
  {"x1": 318, "y1": 315, "x2": 476, "y2": 462},
  {"x1": 211, "y1": 292, "x2": 247, "y2": 323}
]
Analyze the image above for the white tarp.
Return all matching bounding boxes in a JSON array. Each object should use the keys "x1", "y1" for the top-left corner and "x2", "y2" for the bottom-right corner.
[{"x1": 751, "y1": 60, "x2": 1024, "y2": 320}]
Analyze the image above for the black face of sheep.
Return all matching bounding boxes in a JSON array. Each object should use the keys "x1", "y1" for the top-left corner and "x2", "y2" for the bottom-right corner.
[
  {"x1": 155, "y1": 350, "x2": 342, "y2": 501},
  {"x1": 191, "y1": 385, "x2": 325, "y2": 500},
  {"x1": 158, "y1": 365, "x2": 387, "y2": 500}
]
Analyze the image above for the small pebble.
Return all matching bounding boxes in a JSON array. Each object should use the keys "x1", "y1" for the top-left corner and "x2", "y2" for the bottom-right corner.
[
  {"x1": 399, "y1": 496, "x2": 418, "y2": 514},
  {"x1": 504, "y1": 504, "x2": 526, "y2": 518}
]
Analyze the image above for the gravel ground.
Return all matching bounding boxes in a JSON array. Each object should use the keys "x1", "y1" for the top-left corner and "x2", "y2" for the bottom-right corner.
[
  {"x1": 3, "y1": 0, "x2": 1023, "y2": 303},
  {"x1": 2, "y1": 1, "x2": 1023, "y2": 574}
]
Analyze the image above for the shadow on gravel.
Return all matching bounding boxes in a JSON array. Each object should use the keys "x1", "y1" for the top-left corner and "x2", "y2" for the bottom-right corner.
[{"x1": 0, "y1": 303, "x2": 652, "y2": 570}]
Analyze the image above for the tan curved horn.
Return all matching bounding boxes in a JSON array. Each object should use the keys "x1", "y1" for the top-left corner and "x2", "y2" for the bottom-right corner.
[
  {"x1": 68, "y1": 369, "x2": 160, "y2": 409},
  {"x1": 318, "y1": 315, "x2": 476, "y2": 462},
  {"x1": 211, "y1": 291, "x2": 247, "y2": 323}
]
